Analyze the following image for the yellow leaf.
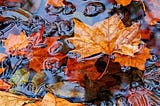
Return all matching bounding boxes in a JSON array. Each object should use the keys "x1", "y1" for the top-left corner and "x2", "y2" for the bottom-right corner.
[
  {"x1": 0, "y1": 91, "x2": 31, "y2": 106},
  {"x1": 3, "y1": 32, "x2": 30, "y2": 55},
  {"x1": 0, "y1": 53, "x2": 6, "y2": 62},
  {"x1": 68, "y1": 14, "x2": 141, "y2": 58}
]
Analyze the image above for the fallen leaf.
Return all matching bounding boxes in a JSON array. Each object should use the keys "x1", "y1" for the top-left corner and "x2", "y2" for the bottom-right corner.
[
  {"x1": 65, "y1": 58, "x2": 101, "y2": 81},
  {"x1": 28, "y1": 37, "x2": 66, "y2": 72},
  {"x1": 0, "y1": 91, "x2": 32, "y2": 106},
  {"x1": 0, "y1": 79, "x2": 11, "y2": 90},
  {"x1": 3, "y1": 32, "x2": 30, "y2": 55},
  {"x1": 46, "y1": 0, "x2": 64, "y2": 7},
  {"x1": 68, "y1": 14, "x2": 141, "y2": 58},
  {"x1": 114, "y1": 47, "x2": 151, "y2": 70},
  {"x1": 115, "y1": 0, "x2": 132, "y2": 6}
]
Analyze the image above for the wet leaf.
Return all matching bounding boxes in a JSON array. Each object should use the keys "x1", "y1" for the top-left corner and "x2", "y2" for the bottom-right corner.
[
  {"x1": 68, "y1": 14, "x2": 141, "y2": 58},
  {"x1": 28, "y1": 37, "x2": 66, "y2": 72},
  {"x1": 0, "y1": 79, "x2": 11, "y2": 90},
  {"x1": 115, "y1": 0, "x2": 132, "y2": 6},
  {"x1": 114, "y1": 47, "x2": 151, "y2": 70},
  {"x1": 65, "y1": 58, "x2": 101, "y2": 81},
  {"x1": 3, "y1": 32, "x2": 30, "y2": 55},
  {"x1": 45, "y1": 81, "x2": 85, "y2": 101},
  {"x1": 46, "y1": 0, "x2": 64, "y2": 7},
  {"x1": 0, "y1": 91, "x2": 32, "y2": 106}
]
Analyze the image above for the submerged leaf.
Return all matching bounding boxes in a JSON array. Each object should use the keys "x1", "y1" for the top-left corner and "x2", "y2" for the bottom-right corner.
[
  {"x1": 115, "y1": 0, "x2": 132, "y2": 6},
  {"x1": 3, "y1": 32, "x2": 30, "y2": 55},
  {"x1": 46, "y1": 0, "x2": 64, "y2": 7}
]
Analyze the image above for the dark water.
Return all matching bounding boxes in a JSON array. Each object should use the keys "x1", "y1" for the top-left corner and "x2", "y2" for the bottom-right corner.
[{"x1": 0, "y1": 0, "x2": 160, "y2": 106}]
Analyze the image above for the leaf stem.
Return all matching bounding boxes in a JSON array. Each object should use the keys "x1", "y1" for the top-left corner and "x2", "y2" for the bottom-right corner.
[{"x1": 97, "y1": 56, "x2": 110, "y2": 80}]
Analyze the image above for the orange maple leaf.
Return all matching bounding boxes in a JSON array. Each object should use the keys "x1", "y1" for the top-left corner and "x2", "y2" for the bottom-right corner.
[
  {"x1": 114, "y1": 47, "x2": 151, "y2": 70},
  {"x1": 46, "y1": 0, "x2": 64, "y2": 7},
  {"x1": 68, "y1": 14, "x2": 151, "y2": 70},
  {"x1": 68, "y1": 14, "x2": 141, "y2": 58},
  {"x1": 3, "y1": 32, "x2": 30, "y2": 55}
]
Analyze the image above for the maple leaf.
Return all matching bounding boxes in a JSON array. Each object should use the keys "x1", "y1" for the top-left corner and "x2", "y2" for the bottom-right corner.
[
  {"x1": 115, "y1": 0, "x2": 131, "y2": 6},
  {"x1": 0, "y1": 79, "x2": 11, "y2": 90},
  {"x1": 67, "y1": 14, "x2": 141, "y2": 58},
  {"x1": 46, "y1": 0, "x2": 64, "y2": 7},
  {"x1": 114, "y1": 47, "x2": 151, "y2": 70},
  {"x1": 0, "y1": 91, "x2": 32, "y2": 106},
  {"x1": 28, "y1": 37, "x2": 66, "y2": 72},
  {"x1": 65, "y1": 57, "x2": 101, "y2": 81},
  {"x1": 3, "y1": 32, "x2": 30, "y2": 55}
]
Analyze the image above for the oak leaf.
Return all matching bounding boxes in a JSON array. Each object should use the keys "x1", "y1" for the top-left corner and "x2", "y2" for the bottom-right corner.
[
  {"x1": 0, "y1": 79, "x2": 11, "y2": 90},
  {"x1": 114, "y1": 47, "x2": 151, "y2": 70},
  {"x1": 67, "y1": 14, "x2": 141, "y2": 58},
  {"x1": 3, "y1": 32, "x2": 30, "y2": 55},
  {"x1": 46, "y1": 0, "x2": 64, "y2": 7},
  {"x1": 0, "y1": 91, "x2": 32, "y2": 106}
]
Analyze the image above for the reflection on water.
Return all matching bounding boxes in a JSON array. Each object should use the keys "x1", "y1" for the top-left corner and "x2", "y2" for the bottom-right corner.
[{"x1": 0, "y1": 0, "x2": 160, "y2": 105}]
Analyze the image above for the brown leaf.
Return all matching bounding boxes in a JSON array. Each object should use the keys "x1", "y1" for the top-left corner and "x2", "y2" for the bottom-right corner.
[
  {"x1": 114, "y1": 47, "x2": 151, "y2": 70},
  {"x1": 46, "y1": 0, "x2": 64, "y2": 7},
  {"x1": 68, "y1": 14, "x2": 141, "y2": 58},
  {"x1": 3, "y1": 32, "x2": 30, "y2": 55},
  {"x1": 0, "y1": 91, "x2": 31, "y2": 106},
  {"x1": 65, "y1": 58, "x2": 101, "y2": 81},
  {"x1": 0, "y1": 79, "x2": 11, "y2": 90},
  {"x1": 115, "y1": 0, "x2": 132, "y2": 6}
]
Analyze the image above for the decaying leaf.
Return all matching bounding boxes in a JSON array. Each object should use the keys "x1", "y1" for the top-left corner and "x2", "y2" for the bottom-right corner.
[
  {"x1": 3, "y1": 32, "x2": 30, "y2": 55},
  {"x1": 0, "y1": 79, "x2": 11, "y2": 90},
  {"x1": 68, "y1": 14, "x2": 141, "y2": 58},
  {"x1": 115, "y1": 0, "x2": 132, "y2": 6},
  {"x1": 114, "y1": 47, "x2": 151, "y2": 70},
  {"x1": 0, "y1": 91, "x2": 32, "y2": 106},
  {"x1": 65, "y1": 58, "x2": 101, "y2": 81},
  {"x1": 46, "y1": 0, "x2": 64, "y2": 7}
]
